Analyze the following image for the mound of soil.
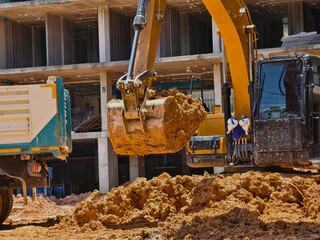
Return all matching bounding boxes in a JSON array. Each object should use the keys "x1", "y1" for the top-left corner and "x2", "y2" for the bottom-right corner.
[
  {"x1": 53, "y1": 171, "x2": 320, "y2": 239},
  {"x1": 7, "y1": 194, "x2": 73, "y2": 224},
  {"x1": 53, "y1": 192, "x2": 99, "y2": 206}
]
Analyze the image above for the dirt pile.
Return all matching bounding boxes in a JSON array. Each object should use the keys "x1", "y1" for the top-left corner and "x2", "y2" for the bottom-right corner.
[
  {"x1": 52, "y1": 192, "x2": 99, "y2": 206},
  {"x1": 107, "y1": 88, "x2": 207, "y2": 156},
  {"x1": 7, "y1": 194, "x2": 74, "y2": 224},
  {"x1": 53, "y1": 171, "x2": 320, "y2": 239}
]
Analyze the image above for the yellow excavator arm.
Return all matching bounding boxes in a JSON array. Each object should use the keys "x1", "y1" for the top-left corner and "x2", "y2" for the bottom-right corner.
[
  {"x1": 107, "y1": 0, "x2": 256, "y2": 156},
  {"x1": 203, "y1": 0, "x2": 255, "y2": 119}
]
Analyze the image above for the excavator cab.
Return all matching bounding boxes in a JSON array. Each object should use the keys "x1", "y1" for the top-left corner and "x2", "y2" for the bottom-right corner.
[
  {"x1": 253, "y1": 55, "x2": 320, "y2": 169},
  {"x1": 188, "y1": 54, "x2": 320, "y2": 170}
]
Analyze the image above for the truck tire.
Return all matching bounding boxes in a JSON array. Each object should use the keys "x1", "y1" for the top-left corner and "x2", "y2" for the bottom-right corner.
[{"x1": 0, "y1": 189, "x2": 13, "y2": 225}]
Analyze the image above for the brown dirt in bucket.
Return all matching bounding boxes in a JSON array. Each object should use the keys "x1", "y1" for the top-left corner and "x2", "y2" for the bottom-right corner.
[
  {"x1": 107, "y1": 88, "x2": 207, "y2": 156},
  {"x1": 36, "y1": 171, "x2": 320, "y2": 240}
]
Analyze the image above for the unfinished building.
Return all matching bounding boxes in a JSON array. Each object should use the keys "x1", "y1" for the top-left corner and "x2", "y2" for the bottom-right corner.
[{"x1": 0, "y1": 0, "x2": 319, "y2": 195}]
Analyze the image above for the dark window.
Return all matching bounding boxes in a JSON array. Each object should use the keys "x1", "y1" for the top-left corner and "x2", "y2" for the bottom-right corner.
[{"x1": 259, "y1": 60, "x2": 302, "y2": 119}]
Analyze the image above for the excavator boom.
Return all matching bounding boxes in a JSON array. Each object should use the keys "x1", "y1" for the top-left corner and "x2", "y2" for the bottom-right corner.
[
  {"x1": 203, "y1": 0, "x2": 255, "y2": 119},
  {"x1": 107, "y1": 0, "x2": 255, "y2": 156},
  {"x1": 107, "y1": 0, "x2": 207, "y2": 156}
]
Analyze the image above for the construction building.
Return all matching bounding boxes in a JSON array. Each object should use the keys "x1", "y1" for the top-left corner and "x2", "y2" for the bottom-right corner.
[{"x1": 0, "y1": 0, "x2": 319, "y2": 195}]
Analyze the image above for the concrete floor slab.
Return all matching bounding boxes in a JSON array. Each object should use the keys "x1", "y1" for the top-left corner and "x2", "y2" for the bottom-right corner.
[{"x1": 0, "y1": 44, "x2": 319, "y2": 87}]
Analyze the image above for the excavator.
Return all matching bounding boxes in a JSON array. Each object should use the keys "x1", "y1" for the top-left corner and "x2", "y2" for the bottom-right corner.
[{"x1": 107, "y1": 0, "x2": 320, "y2": 171}]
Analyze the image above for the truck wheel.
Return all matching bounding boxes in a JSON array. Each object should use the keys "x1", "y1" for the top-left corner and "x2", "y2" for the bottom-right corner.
[{"x1": 0, "y1": 189, "x2": 13, "y2": 225}]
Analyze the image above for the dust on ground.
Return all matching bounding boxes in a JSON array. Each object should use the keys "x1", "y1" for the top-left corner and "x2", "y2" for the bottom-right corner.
[
  {"x1": 1, "y1": 171, "x2": 320, "y2": 239},
  {"x1": 107, "y1": 88, "x2": 207, "y2": 156}
]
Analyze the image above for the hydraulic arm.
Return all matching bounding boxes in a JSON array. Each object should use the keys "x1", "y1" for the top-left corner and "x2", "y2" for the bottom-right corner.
[
  {"x1": 107, "y1": 0, "x2": 257, "y2": 156},
  {"x1": 107, "y1": 0, "x2": 207, "y2": 156}
]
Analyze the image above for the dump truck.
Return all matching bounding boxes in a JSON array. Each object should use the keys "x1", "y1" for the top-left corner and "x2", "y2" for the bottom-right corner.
[
  {"x1": 0, "y1": 76, "x2": 72, "y2": 224},
  {"x1": 107, "y1": 0, "x2": 320, "y2": 171}
]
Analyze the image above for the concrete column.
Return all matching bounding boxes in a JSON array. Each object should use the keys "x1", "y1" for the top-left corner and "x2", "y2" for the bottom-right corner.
[
  {"x1": 213, "y1": 63, "x2": 224, "y2": 174},
  {"x1": 212, "y1": 19, "x2": 221, "y2": 54},
  {"x1": 303, "y1": 4, "x2": 315, "y2": 33},
  {"x1": 95, "y1": 146, "x2": 99, "y2": 183},
  {"x1": 212, "y1": 19, "x2": 222, "y2": 111},
  {"x1": 87, "y1": 27, "x2": 99, "y2": 63},
  {"x1": 5, "y1": 21, "x2": 13, "y2": 69},
  {"x1": 316, "y1": 13, "x2": 320, "y2": 33},
  {"x1": 288, "y1": 2, "x2": 304, "y2": 35},
  {"x1": 98, "y1": 5, "x2": 111, "y2": 62},
  {"x1": 180, "y1": 12, "x2": 190, "y2": 55},
  {"x1": 98, "y1": 138, "x2": 118, "y2": 193},
  {"x1": 1, "y1": 21, "x2": 32, "y2": 68},
  {"x1": 100, "y1": 71, "x2": 110, "y2": 131},
  {"x1": 159, "y1": 7, "x2": 180, "y2": 57},
  {"x1": 0, "y1": 20, "x2": 7, "y2": 69},
  {"x1": 46, "y1": 13, "x2": 75, "y2": 66},
  {"x1": 46, "y1": 13, "x2": 62, "y2": 65},
  {"x1": 129, "y1": 156, "x2": 139, "y2": 182},
  {"x1": 61, "y1": 17, "x2": 75, "y2": 65},
  {"x1": 32, "y1": 27, "x2": 42, "y2": 67},
  {"x1": 138, "y1": 156, "x2": 146, "y2": 178},
  {"x1": 98, "y1": 71, "x2": 118, "y2": 193},
  {"x1": 213, "y1": 63, "x2": 223, "y2": 111}
]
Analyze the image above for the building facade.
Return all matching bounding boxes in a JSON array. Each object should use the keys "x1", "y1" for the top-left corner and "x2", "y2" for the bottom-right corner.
[{"x1": 0, "y1": 0, "x2": 319, "y2": 195}]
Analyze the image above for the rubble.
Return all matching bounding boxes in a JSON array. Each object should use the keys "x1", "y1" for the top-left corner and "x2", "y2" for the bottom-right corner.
[
  {"x1": 51, "y1": 171, "x2": 320, "y2": 239},
  {"x1": 6, "y1": 194, "x2": 74, "y2": 224},
  {"x1": 2, "y1": 171, "x2": 320, "y2": 239}
]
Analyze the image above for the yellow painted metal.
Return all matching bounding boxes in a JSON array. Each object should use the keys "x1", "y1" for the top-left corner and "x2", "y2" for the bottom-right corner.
[
  {"x1": 31, "y1": 146, "x2": 59, "y2": 152},
  {"x1": 202, "y1": 0, "x2": 253, "y2": 119},
  {"x1": 186, "y1": 113, "x2": 226, "y2": 155},
  {"x1": 40, "y1": 84, "x2": 57, "y2": 99},
  {"x1": 108, "y1": 0, "x2": 256, "y2": 157},
  {"x1": 187, "y1": 136, "x2": 226, "y2": 155},
  {"x1": 0, "y1": 148, "x2": 21, "y2": 153},
  {"x1": 108, "y1": 0, "x2": 193, "y2": 156},
  {"x1": 134, "y1": 0, "x2": 167, "y2": 75},
  {"x1": 198, "y1": 113, "x2": 225, "y2": 137},
  {"x1": 214, "y1": 106, "x2": 221, "y2": 114},
  {"x1": 186, "y1": 0, "x2": 255, "y2": 160}
]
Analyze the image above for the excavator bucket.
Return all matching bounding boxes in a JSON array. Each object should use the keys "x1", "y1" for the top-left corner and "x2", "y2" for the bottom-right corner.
[{"x1": 107, "y1": 91, "x2": 207, "y2": 156}]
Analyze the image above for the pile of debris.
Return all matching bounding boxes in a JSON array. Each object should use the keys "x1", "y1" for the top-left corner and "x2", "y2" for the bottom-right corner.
[
  {"x1": 281, "y1": 31, "x2": 320, "y2": 47},
  {"x1": 53, "y1": 192, "x2": 103, "y2": 206},
  {"x1": 7, "y1": 194, "x2": 74, "y2": 224},
  {"x1": 52, "y1": 171, "x2": 320, "y2": 239}
]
